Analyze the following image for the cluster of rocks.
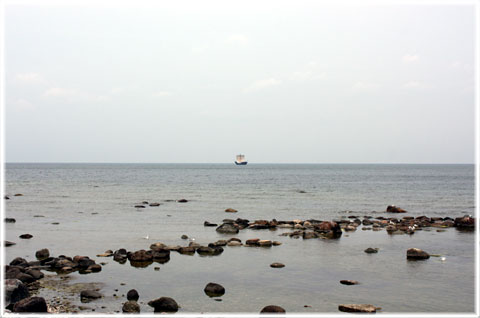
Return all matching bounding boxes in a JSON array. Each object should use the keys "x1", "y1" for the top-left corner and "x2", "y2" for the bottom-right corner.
[{"x1": 134, "y1": 198, "x2": 188, "y2": 208}]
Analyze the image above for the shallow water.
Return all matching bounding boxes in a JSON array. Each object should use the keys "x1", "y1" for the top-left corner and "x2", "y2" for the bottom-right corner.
[{"x1": 4, "y1": 163, "x2": 476, "y2": 313}]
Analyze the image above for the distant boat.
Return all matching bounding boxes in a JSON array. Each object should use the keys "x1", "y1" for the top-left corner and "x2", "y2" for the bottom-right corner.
[{"x1": 235, "y1": 154, "x2": 248, "y2": 165}]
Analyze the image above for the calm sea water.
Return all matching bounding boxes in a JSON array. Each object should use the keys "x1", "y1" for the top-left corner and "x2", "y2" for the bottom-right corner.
[{"x1": 4, "y1": 163, "x2": 476, "y2": 313}]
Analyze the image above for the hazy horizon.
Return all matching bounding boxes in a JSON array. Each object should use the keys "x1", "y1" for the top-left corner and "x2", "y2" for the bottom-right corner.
[{"x1": 4, "y1": 2, "x2": 476, "y2": 164}]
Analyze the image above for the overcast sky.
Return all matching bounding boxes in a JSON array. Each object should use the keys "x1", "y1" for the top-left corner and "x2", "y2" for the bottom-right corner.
[{"x1": 4, "y1": 1, "x2": 476, "y2": 163}]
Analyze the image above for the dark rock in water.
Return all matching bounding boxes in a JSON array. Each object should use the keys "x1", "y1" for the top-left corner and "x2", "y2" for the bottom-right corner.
[
  {"x1": 5, "y1": 279, "x2": 30, "y2": 307},
  {"x1": 33, "y1": 215, "x2": 44, "y2": 218},
  {"x1": 339, "y1": 304, "x2": 376, "y2": 313},
  {"x1": 181, "y1": 234, "x2": 188, "y2": 239},
  {"x1": 10, "y1": 257, "x2": 29, "y2": 267},
  {"x1": 35, "y1": 249, "x2": 50, "y2": 260},
  {"x1": 4, "y1": 195, "x2": 9, "y2": 199},
  {"x1": 14, "y1": 194, "x2": 23, "y2": 196},
  {"x1": 196, "y1": 246, "x2": 216, "y2": 255},
  {"x1": 222, "y1": 218, "x2": 236, "y2": 224},
  {"x1": 314, "y1": 221, "x2": 342, "y2": 238},
  {"x1": 204, "y1": 282, "x2": 225, "y2": 297},
  {"x1": 142, "y1": 201, "x2": 149, "y2": 204},
  {"x1": 127, "y1": 289, "x2": 139, "y2": 301},
  {"x1": 364, "y1": 247, "x2": 379, "y2": 254},
  {"x1": 19, "y1": 234, "x2": 33, "y2": 239},
  {"x1": 122, "y1": 300, "x2": 140, "y2": 313},
  {"x1": 134, "y1": 205, "x2": 145, "y2": 208},
  {"x1": 260, "y1": 305, "x2": 286, "y2": 313},
  {"x1": 80, "y1": 290, "x2": 102, "y2": 301},
  {"x1": 177, "y1": 199, "x2": 188, "y2": 203},
  {"x1": 225, "y1": 208, "x2": 238, "y2": 213},
  {"x1": 302, "y1": 231, "x2": 317, "y2": 239},
  {"x1": 148, "y1": 297, "x2": 179, "y2": 313},
  {"x1": 5, "y1": 218, "x2": 16, "y2": 223},
  {"x1": 129, "y1": 250, "x2": 153, "y2": 262},
  {"x1": 178, "y1": 246, "x2": 196, "y2": 254},
  {"x1": 204, "y1": 221, "x2": 218, "y2": 227},
  {"x1": 454, "y1": 215, "x2": 475, "y2": 230},
  {"x1": 386, "y1": 205, "x2": 406, "y2": 213},
  {"x1": 406, "y1": 248, "x2": 430, "y2": 260},
  {"x1": 75, "y1": 256, "x2": 96, "y2": 269},
  {"x1": 13, "y1": 296, "x2": 47, "y2": 313},
  {"x1": 340, "y1": 280, "x2": 359, "y2": 285},
  {"x1": 25, "y1": 269, "x2": 44, "y2": 280},
  {"x1": 88, "y1": 264, "x2": 102, "y2": 272},
  {"x1": 246, "y1": 238, "x2": 260, "y2": 246},
  {"x1": 5, "y1": 241, "x2": 16, "y2": 247},
  {"x1": 216, "y1": 223, "x2": 239, "y2": 234},
  {"x1": 152, "y1": 249, "x2": 171, "y2": 262},
  {"x1": 16, "y1": 273, "x2": 35, "y2": 284},
  {"x1": 270, "y1": 263, "x2": 285, "y2": 268},
  {"x1": 114, "y1": 249, "x2": 128, "y2": 262},
  {"x1": 6, "y1": 267, "x2": 24, "y2": 279},
  {"x1": 149, "y1": 202, "x2": 161, "y2": 207}
]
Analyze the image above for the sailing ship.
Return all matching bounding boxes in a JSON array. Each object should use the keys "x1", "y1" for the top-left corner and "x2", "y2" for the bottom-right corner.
[{"x1": 235, "y1": 154, "x2": 248, "y2": 165}]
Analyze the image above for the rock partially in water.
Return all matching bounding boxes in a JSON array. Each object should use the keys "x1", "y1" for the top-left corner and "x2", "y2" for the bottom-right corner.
[
  {"x1": 181, "y1": 235, "x2": 188, "y2": 239},
  {"x1": 19, "y1": 234, "x2": 33, "y2": 239},
  {"x1": 4, "y1": 195, "x2": 9, "y2": 199},
  {"x1": 364, "y1": 247, "x2": 379, "y2": 254},
  {"x1": 340, "y1": 280, "x2": 359, "y2": 285},
  {"x1": 13, "y1": 296, "x2": 47, "y2": 313},
  {"x1": 177, "y1": 199, "x2": 188, "y2": 203},
  {"x1": 386, "y1": 205, "x2": 406, "y2": 213},
  {"x1": 204, "y1": 221, "x2": 218, "y2": 227},
  {"x1": 35, "y1": 248, "x2": 50, "y2": 260},
  {"x1": 260, "y1": 305, "x2": 286, "y2": 313},
  {"x1": 258, "y1": 240, "x2": 273, "y2": 247},
  {"x1": 225, "y1": 208, "x2": 238, "y2": 213},
  {"x1": 5, "y1": 279, "x2": 30, "y2": 307},
  {"x1": 339, "y1": 304, "x2": 376, "y2": 313},
  {"x1": 178, "y1": 246, "x2": 196, "y2": 254},
  {"x1": 227, "y1": 241, "x2": 242, "y2": 247},
  {"x1": 129, "y1": 250, "x2": 153, "y2": 262},
  {"x1": 127, "y1": 289, "x2": 139, "y2": 301},
  {"x1": 122, "y1": 300, "x2": 140, "y2": 313},
  {"x1": 5, "y1": 241, "x2": 16, "y2": 247},
  {"x1": 10, "y1": 257, "x2": 29, "y2": 267},
  {"x1": 148, "y1": 297, "x2": 179, "y2": 313},
  {"x1": 454, "y1": 215, "x2": 475, "y2": 230},
  {"x1": 270, "y1": 263, "x2": 285, "y2": 268},
  {"x1": 204, "y1": 282, "x2": 225, "y2": 297},
  {"x1": 134, "y1": 205, "x2": 145, "y2": 208},
  {"x1": 406, "y1": 248, "x2": 430, "y2": 260},
  {"x1": 25, "y1": 269, "x2": 44, "y2": 280},
  {"x1": 80, "y1": 290, "x2": 102, "y2": 301},
  {"x1": 149, "y1": 202, "x2": 161, "y2": 207},
  {"x1": 5, "y1": 218, "x2": 16, "y2": 223},
  {"x1": 87, "y1": 264, "x2": 102, "y2": 272},
  {"x1": 14, "y1": 193, "x2": 24, "y2": 196},
  {"x1": 216, "y1": 223, "x2": 239, "y2": 234}
]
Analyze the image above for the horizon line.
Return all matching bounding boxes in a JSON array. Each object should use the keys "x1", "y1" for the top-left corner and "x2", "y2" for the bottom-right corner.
[{"x1": 2, "y1": 161, "x2": 475, "y2": 165}]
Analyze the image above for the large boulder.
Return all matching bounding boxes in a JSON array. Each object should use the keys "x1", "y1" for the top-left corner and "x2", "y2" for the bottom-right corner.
[
  {"x1": 13, "y1": 297, "x2": 47, "y2": 313},
  {"x1": 339, "y1": 304, "x2": 376, "y2": 313},
  {"x1": 454, "y1": 215, "x2": 475, "y2": 230},
  {"x1": 127, "y1": 289, "x2": 139, "y2": 301},
  {"x1": 386, "y1": 205, "x2": 406, "y2": 213},
  {"x1": 204, "y1": 282, "x2": 225, "y2": 297},
  {"x1": 406, "y1": 248, "x2": 430, "y2": 260},
  {"x1": 260, "y1": 305, "x2": 286, "y2": 313},
  {"x1": 216, "y1": 223, "x2": 239, "y2": 234},
  {"x1": 9, "y1": 257, "x2": 29, "y2": 267},
  {"x1": 5, "y1": 279, "x2": 30, "y2": 307},
  {"x1": 148, "y1": 297, "x2": 179, "y2": 313},
  {"x1": 35, "y1": 249, "x2": 50, "y2": 260},
  {"x1": 123, "y1": 300, "x2": 140, "y2": 313}
]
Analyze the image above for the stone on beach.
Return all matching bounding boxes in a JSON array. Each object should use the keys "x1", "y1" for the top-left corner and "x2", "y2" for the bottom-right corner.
[
  {"x1": 338, "y1": 304, "x2": 376, "y2": 313},
  {"x1": 406, "y1": 248, "x2": 430, "y2": 260},
  {"x1": 35, "y1": 249, "x2": 50, "y2": 260},
  {"x1": 204, "y1": 282, "x2": 225, "y2": 297},
  {"x1": 122, "y1": 300, "x2": 140, "y2": 313},
  {"x1": 204, "y1": 221, "x2": 218, "y2": 227},
  {"x1": 5, "y1": 279, "x2": 30, "y2": 307},
  {"x1": 260, "y1": 305, "x2": 286, "y2": 313},
  {"x1": 270, "y1": 263, "x2": 285, "y2": 268},
  {"x1": 13, "y1": 296, "x2": 47, "y2": 313},
  {"x1": 19, "y1": 234, "x2": 33, "y2": 239},
  {"x1": 340, "y1": 280, "x2": 359, "y2": 285},
  {"x1": 80, "y1": 290, "x2": 102, "y2": 301},
  {"x1": 225, "y1": 208, "x2": 238, "y2": 212},
  {"x1": 148, "y1": 297, "x2": 179, "y2": 313},
  {"x1": 364, "y1": 247, "x2": 379, "y2": 254},
  {"x1": 127, "y1": 289, "x2": 139, "y2": 301}
]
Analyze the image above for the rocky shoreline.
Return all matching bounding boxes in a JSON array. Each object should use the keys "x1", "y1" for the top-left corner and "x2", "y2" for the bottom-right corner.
[{"x1": 4, "y1": 201, "x2": 475, "y2": 314}]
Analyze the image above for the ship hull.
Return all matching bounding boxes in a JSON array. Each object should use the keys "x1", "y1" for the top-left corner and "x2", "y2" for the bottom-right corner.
[{"x1": 234, "y1": 161, "x2": 248, "y2": 165}]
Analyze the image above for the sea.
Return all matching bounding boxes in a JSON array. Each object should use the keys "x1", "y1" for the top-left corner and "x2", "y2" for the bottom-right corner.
[{"x1": 3, "y1": 163, "x2": 477, "y2": 314}]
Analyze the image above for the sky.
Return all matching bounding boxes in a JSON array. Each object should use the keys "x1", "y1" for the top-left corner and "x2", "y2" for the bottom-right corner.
[{"x1": 3, "y1": 1, "x2": 477, "y2": 163}]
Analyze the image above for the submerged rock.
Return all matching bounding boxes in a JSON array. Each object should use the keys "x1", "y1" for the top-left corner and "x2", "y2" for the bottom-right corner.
[
  {"x1": 339, "y1": 304, "x2": 376, "y2": 313},
  {"x1": 204, "y1": 282, "x2": 225, "y2": 297}
]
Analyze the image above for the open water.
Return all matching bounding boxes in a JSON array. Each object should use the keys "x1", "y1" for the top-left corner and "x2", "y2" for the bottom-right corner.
[{"x1": 3, "y1": 163, "x2": 476, "y2": 314}]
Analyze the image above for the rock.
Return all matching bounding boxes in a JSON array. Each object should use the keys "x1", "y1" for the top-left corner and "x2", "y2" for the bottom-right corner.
[
  {"x1": 204, "y1": 282, "x2": 225, "y2": 297},
  {"x1": 386, "y1": 205, "x2": 406, "y2": 213},
  {"x1": 129, "y1": 250, "x2": 153, "y2": 262},
  {"x1": 13, "y1": 296, "x2": 47, "y2": 312},
  {"x1": 122, "y1": 300, "x2": 140, "y2": 313},
  {"x1": 258, "y1": 240, "x2": 273, "y2": 247},
  {"x1": 340, "y1": 280, "x2": 359, "y2": 285},
  {"x1": 19, "y1": 234, "x2": 33, "y2": 239},
  {"x1": 10, "y1": 257, "x2": 29, "y2": 267},
  {"x1": 148, "y1": 297, "x2": 179, "y2": 313},
  {"x1": 181, "y1": 235, "x2": 188, "y2": 239},
  {"x1": 216, "y1": 223, "x2": 239, "y2": 234},
  {"x1": 177, "y1": 199, "x2": 188, "y2": 203},
  {"x1": 127, "y1": 289, "x2": 139, "y2": 301},
  {"x1": 142, "y1": 201, "x2": 149, "y2": 204},
  {"x1": 16, "y1": 273, "x2": 35, "y2": 284},
  {"x1": 76, "y1": 256, "x2": 95, "y2": 269},
  {"x1": 80, "y1": 290, "x2": 102, "y2": 300},
  {"x1": 149, "y1": 202, "x2": 161, "y2": 207},
  {"x1": 25, "y1": 269, "x2": 44, "y2": 280},
  {"x1": 5, "y1": 241, "x2": 16, "y2": 247},
  {"x1": 4, "y1": 195, "x2": 9, "y2": 199},
  {"x1": 5, "y1": 218, "x2": 16, "y2": 223},
  {"x1": 364, "y1": 247, "x2": 379, "y2": 254},
  {"x1": 227, "y1": 241, "x2": 242, "y2": 247},
  {"x1": 260, "y1": 305, "x2": 286, "y2": 313},
  {"x1": 454, "y1": 215, "x2": 475, "y2": 230},
  {"x1": 225, "y1": 208, "x2": 238, "y2": 213},
  {"x1": 88, "y1": 264, "x2": 102, "y2": 272},
  {"x1": 246, "y1": 238, "x2": 260, "y2": 246},
  {"x1": 14, "y1": 194, "x2": 23, "y2": 196},
  {"x1": 204, "y1": 221, "x2": 218, "y2": 227},
  {"x1": 272, "y1": 241, "x2": 282, "y2": 246},
  {"x1": 149, "y1": 243, "x2": 166, "y2": 251},
  {"x1": 314, "y1": 221, "x2": 342, "y2": 238},
  {"x1": 339, "y1": 304, "x2": 376, "y2": 313},
  {"x1": 35, "y1": 249, "x2": 50, "y2": 260},
  {"x1": 303, "y1": 231, "x2": 317, "y2": 239},
  {"x1": 212, "y1": 240, "x2": 228, "y2": 247},
  {"x1": 5, "y1": 279, "x2": 30, "y2": 307},
  {"x1": 134, "y1": 205, "x2": 145, "y2": 208},
  {"x1": 406, "y1": 248, "x2": 430, "y2": 260},
  {"x1": 152, "y1": 249, "x2": 171, "y2": 260},
  {"x1": 270, "y1": 263, "x2": 285, "y2": 268}
]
